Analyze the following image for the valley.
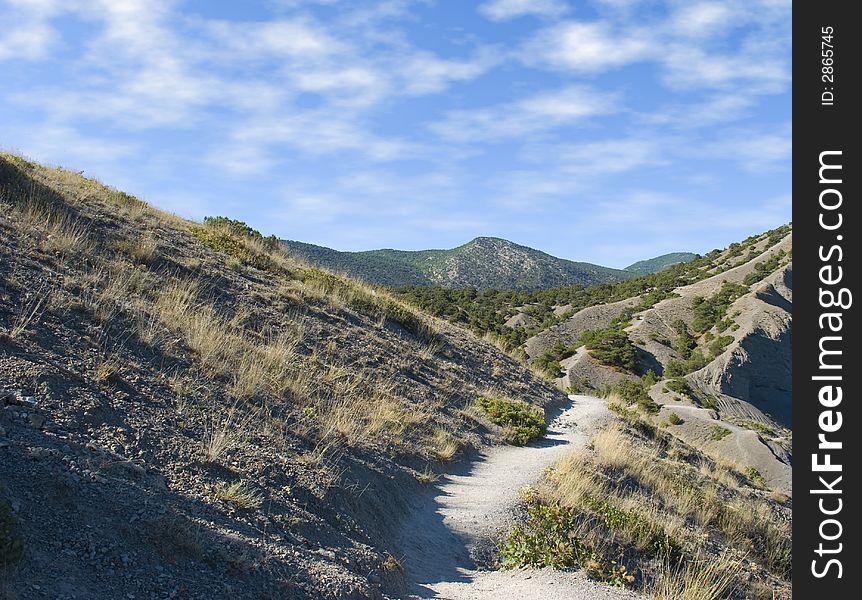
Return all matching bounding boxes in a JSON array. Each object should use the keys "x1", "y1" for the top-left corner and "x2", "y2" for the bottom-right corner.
[{"x1": 0, "y1": 153, "x2": 791, "y2": 600}]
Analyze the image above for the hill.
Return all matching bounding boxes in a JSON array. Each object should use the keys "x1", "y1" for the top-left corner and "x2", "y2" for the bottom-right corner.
[
  {"x1": 624, "y1": 251, "x2": 697, "y2": 275},
  {"x1": 282, "y1": 237, "x2": 634, "y2": 290},
  {"x1": 0, "y1": 152, "x2": 791, "y2": 599},
  {"x1": 0, "y1": 153, "x2": 566, "y2": 599}
]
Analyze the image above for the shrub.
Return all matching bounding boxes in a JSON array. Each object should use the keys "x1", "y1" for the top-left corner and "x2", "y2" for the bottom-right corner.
[
  {"x1": 499, "y1": 504, "x2": 635, "y2": 586},
  {"x1": 708, "y1": 335, "x2": 734, "y2": 358},
  {"x1": 667, "y1": 412, "x2": 683, "y2": 425},
  {"x1": 691, "y1": 283, "x2": 748, "y2": 333},
  {"x1": 191, "y1": 224, "x2": 279, "y2": 272},
  {"x1": 743, "y1": 466, "x2": 764, "y2": 484},
  {"x1": 580, "y1": 327, "x2": 637, "y2": 372},
  {"x1": 708, "y1": 425, "x2": 731, "y2": 441},
  {"x1": 532, "y1": 340, "x2": 577, "y2": 378},
  {"x1": 664, "y1": 378, "x2": 694, "y2": 400},
  {"x1": 476, "y1": 396, "x2": 546, "y2": 445}
]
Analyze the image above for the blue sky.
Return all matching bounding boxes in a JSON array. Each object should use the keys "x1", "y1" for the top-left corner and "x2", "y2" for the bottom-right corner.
[{"x1": 0, "y1": 0, "x2": 790, "y2": 268}]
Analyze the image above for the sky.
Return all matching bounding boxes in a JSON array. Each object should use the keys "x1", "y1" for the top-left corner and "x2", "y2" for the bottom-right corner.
[{"x1": 0, "y1": 0, "x2": 791, "y2": 268}]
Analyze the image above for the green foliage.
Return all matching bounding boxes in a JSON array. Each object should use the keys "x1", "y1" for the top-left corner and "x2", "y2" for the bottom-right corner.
[
  {"x1": 664, "y1": 377, "x2": 694, "y2": 400},
  {"x1": 202, "y1": 216, "x2": 280, "y2": 251},
  {"x1": 743, "y1": 466, "x2": 764, "y2": 484},
  {"x1": 499, "y1": 504, "x2": 635, "y2": 586},
  {"x1": 708, "y1": 425, "x2": 732, "y2": 441},
  {"x1": 584, "y1": 497, "x2": 682, "y2": 560},
  {"x1": 667, "y1": 412, "x2": 683, "y2": 425},
  {"x1": 670, "y1": 319, "x2": 696, "y2": 359},
  {"x1": 642, "y1": 370, "x2": 660, "y2": 387},
  {"x1": 476, "y1": 396, "x2": 546, "y2": 445},
  {"x1": 191, "y1": 217, "x2": 281, "y2": 273},
  {"x1": 743, "y1": 249, "x2": 788, "y2": 286},
  {"x1": 708, "y1": 335, "x2": 734, "y2": 358},
  {"x1": 532, "y1": 340, "x2": 577, "y2": 377},
  {"x1": 691, "y1": 282, "x2": 749, "y2": 333},
  {"x1": 736, "y1": 420, "x2": 775, "y2": 436},
  {"x1": 580, "y1": 326, "x2": 637, "y2": 372},
  {"x1": 600, "y1": 378, "x2": 659, "y2": 414},
  {"x1": 1, "y1": 494, "x2": 23, "y2": 567},
  {"x1": 608, "y1": 402, "x2": 657, "y2": 438}
]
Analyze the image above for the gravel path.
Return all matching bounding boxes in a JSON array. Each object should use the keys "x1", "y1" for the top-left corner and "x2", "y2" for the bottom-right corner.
[{"x1": 398, "y1": 395, "x2": 640, "y2": 600}]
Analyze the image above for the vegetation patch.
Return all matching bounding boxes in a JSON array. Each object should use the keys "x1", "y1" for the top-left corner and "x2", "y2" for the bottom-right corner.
[
  {"x1": 190, "y1": 216, "x2": 283, "y2": 273},
  {"x1": 663, "y1": 377, "x2": 696, "y2": 401},
  {"x1": 499, "y1": 504, "x2": 635, "y2": 586},
  {"x1": 532, "y1": 340, "x2": 578, "y2": 378},
  {"x1": 506, "y1": 422, "x2": 792, "y2": 597},
  {"x1": 708, "y1": 425, "x2": 732, "y2": 441},
  {"x1": 214, "y1": 482, "x2": 264, "y2": 510},
  {"x1": 691, "y1": 282, "x2": 749, "y2": 333},
  {"x1": 476, "y1": 396, "x2": 546, "y2": 445},
  {"x1": 579, "y1": 326, "x2": 637, "y2": 372},
  {"x1": 597, "y1": 378, "x2": 659, "y2": 414}
]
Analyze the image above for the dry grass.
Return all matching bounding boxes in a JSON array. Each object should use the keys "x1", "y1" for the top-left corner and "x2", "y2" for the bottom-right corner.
[
  {"x1": 114, "y1": 233, "x2": 158, "y2": 265},
  {"x1": 648, "y1": 553, "x2": 742, "y2": 600},
  {"x1": 541, "y1": 421, "x2": 790, "y2": 594},
  {"x1": 428, "y1": 429, "x2": 460, "y2": 462},
  {"x1": 201, "y1": 406, "x2": 258, "y2": 463},
  {"x1": 214, "y1": 481, "x2": 263, "y2": 510}
]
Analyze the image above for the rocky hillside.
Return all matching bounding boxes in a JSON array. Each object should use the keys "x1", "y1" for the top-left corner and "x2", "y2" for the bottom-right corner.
[
  {"x1": 282, "y1": 237, "x2": 635, "y2": 290},
  {"x1": 0, "y1": 153, "x2": 567, "y2": 600},
  {"x1": 623, "y1": 252, "x2": 697, "y2": 276},
  {"x1": 523, "y1": 226, "x2": 793, "y2": 494}
]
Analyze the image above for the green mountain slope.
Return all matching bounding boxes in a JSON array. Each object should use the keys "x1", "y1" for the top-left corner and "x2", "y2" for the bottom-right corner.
[
  {"x1": 282, "y1": 236, "x2": 634, "y2": 290},
  {"x1": 624, "y1": 252, "x2": 697, "y2": 275}
]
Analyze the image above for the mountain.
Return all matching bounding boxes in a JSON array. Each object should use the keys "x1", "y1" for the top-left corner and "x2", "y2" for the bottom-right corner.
[
  {"x1": 0, "y1": 153, "x2": 564, "y2": 599},
  {"x1": 282, "y1": 237, "x2": 634, "y2": 290},
  {"x1": 522, "y1": 224, "x2": 793, "y2": 494},
  {"x1": 624, "y1": 251, "x2": 698, "y2": 275},
  {"x1": 0, "y1": 153, "x2": 791, "y2": 599}
]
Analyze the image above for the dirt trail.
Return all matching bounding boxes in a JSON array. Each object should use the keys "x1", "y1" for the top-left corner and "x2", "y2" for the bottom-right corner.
[{"x1": 398, "y1": 395, "x2": 640, "y2": 600}]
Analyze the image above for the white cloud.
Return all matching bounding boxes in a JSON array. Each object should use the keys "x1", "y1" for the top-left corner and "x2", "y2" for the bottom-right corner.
[
  {"x1": 699, "y1": 125, "x2": 791, "y2": 171},
  {"x1": 479, "y1": 0, "x2": 569, "y2": 21},
  {"x1": 431, "y1": 86, "x2": 617, "y2": 142},
  {"x1": 522, "y1": 21, "x2": 654, "y2": 72}
]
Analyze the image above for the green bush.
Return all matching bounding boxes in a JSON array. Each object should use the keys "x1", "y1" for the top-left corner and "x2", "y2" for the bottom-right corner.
[
  {"x1": 580, "y1": 327, "x2": 637, "y2": 372},
  {"x1": 691, "y1": 282, "x2": 749, "y2": 333},
  {"x1": 191, "y1": 224, "x2": 279, "y2": 273},
  {"x1": 499, "y1": 504, "x2": 635, "y2": 586},
  {"x1": 708, "y1": 335, "x2": 734, "y2": 358},
  {"x1": 743, "y1": 466, "x2": 764, "y2": 484},
  {"x1": 532, "y1": 340, "x2": 577, "y2": 378},
  {"x1": 476, "y1": 396, "x2": 546, "y2": 445},
  {"x1": 584, "y1": 497, "x2": 682, "y2": 560},
  {"x1": 667, "y1": 412, "x2": 683, "y2": 425},
  {"x1": 708, "y1": 425, "x2": 732, "y2": 441},
  {"x1": 664, "y1": 377, "x2": 694, "y2": 400}
]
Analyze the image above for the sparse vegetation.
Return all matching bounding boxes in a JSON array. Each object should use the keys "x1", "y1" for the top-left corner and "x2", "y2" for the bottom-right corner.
[
  {"x1": 667, "y1": 412, "x2": 683, "y2": 425},
  {"x1": 596, "y1": 378, "x2": 659, "y2": 414},
  {"x1": 476, "y1": 396, "x2": 546, "y2": 445},
  {"x1": 504, "y1": 421, "x2": 791, "y2": 596},
  {"x1": 214, "y1": 482, "x2": 264, "y2": 510},
  {"x1": 691, "y1": 282, "x2": 749, "y2": 334},
  {"x1": 708, "y1": 425, "x2": 732, "y2": 441}
]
